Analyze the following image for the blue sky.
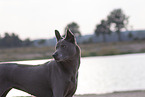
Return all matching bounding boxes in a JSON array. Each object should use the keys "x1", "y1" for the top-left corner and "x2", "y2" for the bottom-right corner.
[{"x1": 0, "y1": 0, "x2": 145, "y2": 40}]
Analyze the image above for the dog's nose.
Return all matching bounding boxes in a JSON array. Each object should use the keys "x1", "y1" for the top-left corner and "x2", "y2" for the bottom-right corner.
[{"x1": 52, "y1": 52, "x2": 58, "y2": 58}]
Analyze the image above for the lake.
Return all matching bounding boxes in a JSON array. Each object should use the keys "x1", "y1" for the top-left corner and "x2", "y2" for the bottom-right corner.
[{"x1": 4, "y1": 53, "x2": 145, "y2": 96}]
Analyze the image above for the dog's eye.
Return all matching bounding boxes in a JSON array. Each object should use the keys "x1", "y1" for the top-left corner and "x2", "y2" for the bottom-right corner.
[{"x1": 61, "y1": 45, "x2": 66, "y2": 48}]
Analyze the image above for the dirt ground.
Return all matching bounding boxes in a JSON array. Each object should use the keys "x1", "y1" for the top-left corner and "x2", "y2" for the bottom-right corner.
[{"x1": 74, "y1": 90, "x2": 145, "y2": 97}]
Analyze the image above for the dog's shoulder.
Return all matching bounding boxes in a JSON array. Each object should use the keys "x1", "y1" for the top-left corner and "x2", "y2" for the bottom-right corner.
[
  {"x1": 45, "y1": 60, "x2": 57, "y2": 67},
  {"x1": 44, "y1": 60, "x2": 58, "y2": 67},
  {"x1": 44, "y1": 60, "x2": 61, "y2": 72}
]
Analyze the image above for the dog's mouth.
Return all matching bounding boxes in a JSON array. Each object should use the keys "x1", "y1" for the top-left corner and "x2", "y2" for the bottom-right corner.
[
  {"x1": 53, "y1": 56, "x2": 69, "y2": 62},
  {"x1": 53, "y1": 57, "x2": 60, "y2": 62},
  {"x1": 52, "y1": 55, "x2": 61, "y2": 62}
]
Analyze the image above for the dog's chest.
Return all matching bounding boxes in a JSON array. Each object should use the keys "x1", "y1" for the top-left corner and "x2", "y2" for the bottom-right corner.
[
  {"x1": 64, "y1": 76, "x2": 77, "y2": 95},
  {"x1": 67, "y1": 76, "x2": 75, "y2": 87}
]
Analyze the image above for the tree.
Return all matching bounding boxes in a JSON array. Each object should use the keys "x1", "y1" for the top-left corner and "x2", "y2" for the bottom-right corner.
[
  {"x1": 1, "y1": 33, "x2": 11, "y2": 47},
  {"x1": 107, "y1": 9, "x2": 129, "y2": 41},
  {"x1": 0, "y1": 32, "x2": 22, "y2": 48},
  {"x1": 11, "y1": 33, "x2": 22, "y2": 47},
  {"x1": 95, "y1": 20, "x2": 111, "y2": 42},
  {"x1": 0, "y1": 32, "x2": 32, "y2": 48},
  {"x1": 128, "y1": 32, "x2": 133, "y2": 39},
  {"x1": 64, "y1": 22, "x2": 81, "y2": 37},
  {"x1": 23, "y1": 38, "x2": 32, "y2": 46},
  {"x1": 38, "y1": 39, "x2": 46, "y2": 45}
]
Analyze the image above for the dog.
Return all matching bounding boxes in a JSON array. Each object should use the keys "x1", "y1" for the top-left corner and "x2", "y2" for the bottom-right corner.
[{"x1": 0, "y1": 29, "x2": 81, "y2": 97}]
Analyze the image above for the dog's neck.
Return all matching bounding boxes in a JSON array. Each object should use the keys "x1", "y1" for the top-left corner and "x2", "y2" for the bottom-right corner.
[{"x1": 57, "y1": 45, "x2": 80, "y2": 75}]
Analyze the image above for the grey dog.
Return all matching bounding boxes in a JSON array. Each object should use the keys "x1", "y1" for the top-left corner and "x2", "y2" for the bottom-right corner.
[{"x1": 0, "y1": 29, "x2": 81, "y2": 97}]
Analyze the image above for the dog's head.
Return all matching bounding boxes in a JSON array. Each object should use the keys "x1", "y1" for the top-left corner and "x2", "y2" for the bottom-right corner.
[{"x1": 52, "y1": 29, "x2": 78, "y2": 62}]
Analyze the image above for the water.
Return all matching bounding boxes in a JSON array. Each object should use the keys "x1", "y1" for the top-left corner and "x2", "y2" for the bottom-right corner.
[
  {"x1": 77, "y1": 53, "x2": 145, "y2": 94},
  {"x1": 4, "y1": 53, "x2": 145, "y2": 96}
]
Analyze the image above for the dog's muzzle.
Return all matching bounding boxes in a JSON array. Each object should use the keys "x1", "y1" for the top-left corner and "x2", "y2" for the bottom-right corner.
[
  {"x1": 52, "y1": 52, "x2": 58, "y2": 58},
  {"x1": 52, "y1": 52, "x2": 60, "y2": 60}
]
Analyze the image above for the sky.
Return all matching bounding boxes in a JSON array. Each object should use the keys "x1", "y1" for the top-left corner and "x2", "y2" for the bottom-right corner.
[{"x1": 0, "y1": 0, "x2": 145, "y2": 40}]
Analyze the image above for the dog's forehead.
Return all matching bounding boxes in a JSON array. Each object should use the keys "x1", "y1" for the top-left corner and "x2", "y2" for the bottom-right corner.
[{"x1": 57, "y1": 39, "x2": 72, "y2": 45}]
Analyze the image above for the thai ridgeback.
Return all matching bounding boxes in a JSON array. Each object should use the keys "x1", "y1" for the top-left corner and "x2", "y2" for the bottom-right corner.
[{"x1": 0, "y1": 29, "x2": 81, "y2": 97}]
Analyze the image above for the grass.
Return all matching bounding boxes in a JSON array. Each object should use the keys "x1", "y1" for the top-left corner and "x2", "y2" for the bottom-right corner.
[
  {"x1": 0, "y1": 46, "x2": 54, "y2": 62},
  {"x1": 81, "y1": 40, "x2": 145, "y2": 56},
  {"x1": 1, "y1": 40, "x2": 145, "y2": 62}
]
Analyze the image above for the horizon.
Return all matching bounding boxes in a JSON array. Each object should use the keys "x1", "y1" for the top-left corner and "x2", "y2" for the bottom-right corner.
[{"x1": 0, "y1": 0, "x2": 145, "y2": 40}]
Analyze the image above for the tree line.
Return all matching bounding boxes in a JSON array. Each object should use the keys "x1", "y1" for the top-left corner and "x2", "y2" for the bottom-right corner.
[
  {"x1": 0, "y1": 33, "x2": 31, "y2": 48},
  {"x1": 66, "y1": 8, "x2": 129, "y2": 42}
]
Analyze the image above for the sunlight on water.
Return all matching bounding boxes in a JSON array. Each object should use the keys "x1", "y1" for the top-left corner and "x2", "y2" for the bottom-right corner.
[
  {"x1": 4, "y1": 53, "x2": 145, "y2": 96},
  {"x1": 77, "y1": 53, "x2": 145, "y2": 94}
]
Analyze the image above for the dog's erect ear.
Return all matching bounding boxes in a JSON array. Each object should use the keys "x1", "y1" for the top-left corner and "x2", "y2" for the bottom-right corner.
[
  {"x1": 65, "y1": 29, "x2": 75, "y2": 43},
  {"x1": 55, "y1": 30, "x2": 62, "y2": 41}
]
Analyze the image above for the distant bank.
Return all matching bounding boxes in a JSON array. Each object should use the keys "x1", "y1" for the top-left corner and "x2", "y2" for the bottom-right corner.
[{"x1": 1, "y1": 40, "x2": 145, "y2": 62}]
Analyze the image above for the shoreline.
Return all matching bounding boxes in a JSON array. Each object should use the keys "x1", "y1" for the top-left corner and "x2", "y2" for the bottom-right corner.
[
  {"x1": 74, "y1": 90, "x2": 145, "y2": 97},
  {"x1": 1, "y1": 52, "x2": 145, "y2": 62},
  {"x1": 1, "y1": 40, "x2": 145, "y2": 62},
  {"x1": 11, "y1": 90, "x2": 145, "y2": 97}
]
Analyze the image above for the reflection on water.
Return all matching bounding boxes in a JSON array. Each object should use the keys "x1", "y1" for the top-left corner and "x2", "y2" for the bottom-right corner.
[
  {"x1": 5, "y1": 53, "x2": 145, "y2": 96},
  {"x1": 77, "y1": 53, "x2": 145, "y2": 94}
]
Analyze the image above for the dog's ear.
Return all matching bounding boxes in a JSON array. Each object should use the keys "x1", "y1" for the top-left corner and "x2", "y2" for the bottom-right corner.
[
  {"x1": 55, "y1": 30, "x2": 62, "y2": 41},
  {"x1": 65, "y1": 29, "x2": 75, "y2": 43}
]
